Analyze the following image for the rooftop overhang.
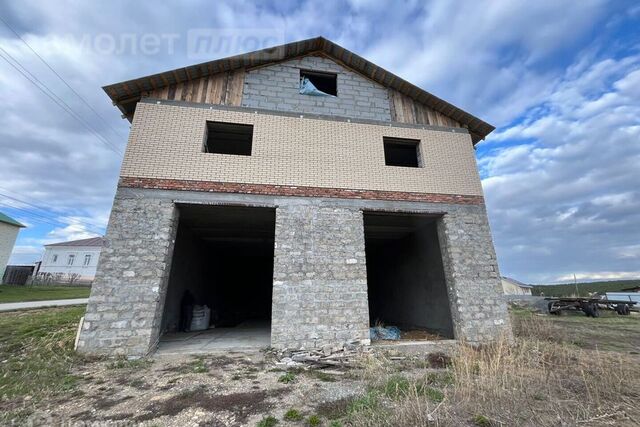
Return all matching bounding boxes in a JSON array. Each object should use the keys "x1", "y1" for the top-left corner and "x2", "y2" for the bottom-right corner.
[{"x1": 103, "y1": 37, "x2": 495, "y2": 144}]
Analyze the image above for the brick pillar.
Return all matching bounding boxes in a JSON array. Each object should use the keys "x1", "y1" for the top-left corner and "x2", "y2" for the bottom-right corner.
[
  {"x1": 437, "y1": 204, "x2": 512, "y2": 342},
  {"x1": 77, "y1": 191, "x2": 179, "y2": 356},
  {"x1": 271, "y1": 203, "x2": 370, "y2": 349}
]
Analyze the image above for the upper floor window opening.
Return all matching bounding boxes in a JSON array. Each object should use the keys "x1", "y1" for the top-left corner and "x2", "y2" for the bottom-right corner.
[
  {"x1": 300, "y1": 70, "x2": 337, "y2": 96},
  {"x1": 204, "y1": 121, "x2": 253, "y2": 156}
]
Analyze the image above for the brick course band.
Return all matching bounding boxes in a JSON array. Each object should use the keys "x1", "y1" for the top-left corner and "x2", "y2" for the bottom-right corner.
[{"x1": 119, "y1": 177, "x2": 485, "y2": 205}]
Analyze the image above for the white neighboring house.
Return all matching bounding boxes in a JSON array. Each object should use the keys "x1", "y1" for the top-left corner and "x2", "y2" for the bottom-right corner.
[
  {"x1": 501, "y1": 276, "x2": 533, "y2": 296},
  {"x1": 0, "y1": 212, "x2": 25, "y2": 281},
  {"x1": 38, "y1": 237, "x2": 104, "y2": 283}
]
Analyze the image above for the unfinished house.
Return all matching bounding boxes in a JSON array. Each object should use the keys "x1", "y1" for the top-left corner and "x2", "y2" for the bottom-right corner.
[{"x1": 78, "y1": 37, "x2": 510, "y2": 356}]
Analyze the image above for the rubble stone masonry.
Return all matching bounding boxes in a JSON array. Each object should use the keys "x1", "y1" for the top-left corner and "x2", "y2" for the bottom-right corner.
[{"x1": 77, "y1": 101, "x2": 511, "y2": 355}]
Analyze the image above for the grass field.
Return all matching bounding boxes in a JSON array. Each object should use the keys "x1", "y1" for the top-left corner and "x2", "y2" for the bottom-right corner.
[
  {"x1": 0, "y1": 306, "x2": 85, "y2": 423},
  {"x1": 533, "y1": 279, "x2": 640, "y2": 297},
  {"x1": 0, "y1": 285, "x2": 91, "y2": 303}
]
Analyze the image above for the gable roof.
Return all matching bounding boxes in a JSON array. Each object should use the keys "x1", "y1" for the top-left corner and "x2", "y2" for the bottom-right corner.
[
  {"x1": 45, "y1": 236, "x2": 105, "y2": 248},
  {"x1": 0, "y1": 211, "x2": 25, "y2": 228},
  {"x1": 103, "y1": 36, "x2": 494, "y2": 143},
  {"x1": 502, "y1": 276, "x2": 533, "y2": 289}
]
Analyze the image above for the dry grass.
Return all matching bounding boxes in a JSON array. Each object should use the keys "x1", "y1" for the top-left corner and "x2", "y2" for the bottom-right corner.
[{"x1": 346, "y1": 311, "x2": 640, "y2": 426}]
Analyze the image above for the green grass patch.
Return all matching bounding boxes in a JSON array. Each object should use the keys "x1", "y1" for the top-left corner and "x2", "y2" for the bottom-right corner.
[
  {"x1": 0, "y1": 306, "x2": 85, "y2": 402},
  {"x1": 472, "y1": 414, "x2": 492, "y2": 426},
  {"x1": 307, "y1": 414, "x2": 321, "y2": 426},
  {"x1": 257, "y1": 415, "x2": 278, "y2": 427},
  {"x1": 382, "y1": 375, "x2": 411, "y2": 398},
  {"x1": 284, "y1": 409, "x2": 303, "y2": 421},
  {"x1": 347, "y1": 390, "x2": 380, "y2": 414},
  {"x1": 0, "y1": 285, "x2": 90, "y2": 303},
  {"x1": 278, "y1": 372, "x2": 296, "y2": 384}
]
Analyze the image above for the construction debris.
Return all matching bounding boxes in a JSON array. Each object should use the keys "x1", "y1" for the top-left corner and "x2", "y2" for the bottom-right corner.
[{"x1": 266, "y1": 342, "x2": 370, "y2": 370}]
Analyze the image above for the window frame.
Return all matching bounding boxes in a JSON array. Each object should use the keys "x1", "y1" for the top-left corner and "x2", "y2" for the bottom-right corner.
[
  {"x1": 382, "y1": 137, "x2": 422, "y2": 168},
  {"x1": 204, "y1": 121, "x2": 254, "y2": 156},
  {"x1": 67, "y1": 254, "x2": 75, "y2": 266}
]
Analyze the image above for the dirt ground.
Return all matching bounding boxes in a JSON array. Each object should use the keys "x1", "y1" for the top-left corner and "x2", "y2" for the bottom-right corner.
[
  {"x1": 18, "y1": 350, "x2": 446, "y2": 426},
  {"x1": 3, "y1": 306, "x2": 639, "y2": 426}
]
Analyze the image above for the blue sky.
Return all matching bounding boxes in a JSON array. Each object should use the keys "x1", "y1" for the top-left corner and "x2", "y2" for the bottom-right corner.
[{"x1": 0, "y1": 0, "x2": 638, "y2": 283}]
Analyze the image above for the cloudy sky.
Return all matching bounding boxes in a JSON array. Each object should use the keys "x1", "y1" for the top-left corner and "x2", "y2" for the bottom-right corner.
[{"x1": 0, "y1": 0, "x2": 638, "y2": 284}]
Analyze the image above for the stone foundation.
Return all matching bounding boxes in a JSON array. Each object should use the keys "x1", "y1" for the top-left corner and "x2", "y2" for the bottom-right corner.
[{"x1": 77, "y1": 187, "x2": 510, "y2": 356}]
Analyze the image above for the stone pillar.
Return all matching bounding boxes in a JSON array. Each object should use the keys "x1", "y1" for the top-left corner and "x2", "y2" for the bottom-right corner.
[
  {"x1": 77, "y1": 191, "x2": 179, "y2": 356},
  {"x1": 437, "y1": 204, "x2": 512, "y2": 342},
  {"x1": 271, "y1": 203, "x2": 370, "y2": 349}
]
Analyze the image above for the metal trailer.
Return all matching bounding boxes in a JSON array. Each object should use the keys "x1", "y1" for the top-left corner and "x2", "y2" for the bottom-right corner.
[{"x1": 546, "y1": 297, "x2": 636, "y2": 317}]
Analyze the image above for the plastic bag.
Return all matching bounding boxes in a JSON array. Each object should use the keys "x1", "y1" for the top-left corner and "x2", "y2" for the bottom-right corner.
[{"x1": 370, "y1": 325, "x2": 401, "y2": 340}]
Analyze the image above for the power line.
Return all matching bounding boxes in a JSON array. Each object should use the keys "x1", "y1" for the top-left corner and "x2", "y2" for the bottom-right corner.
[
  {"x1": 0, "y1": 188, "x2": 108, "y2": 229},
  {"x1": 0, "y1": 193, "x2": 106, "y2": 234},
  {"x1": 0, "y1": 48, "x2": 123, "y2": 155},
  {"x1": 0, "y1": 15, "x2": 128, "y2": 142},
  {"x1": 0, "y1": 200, "x2": 102, "y2": 232}
]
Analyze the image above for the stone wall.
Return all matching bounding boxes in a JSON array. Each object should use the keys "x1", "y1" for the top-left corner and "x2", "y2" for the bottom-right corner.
[
  {"x1": 271, "y1": 203, "x2": 370, "y2": 349},
  {"x1": 437, "y1": 204, "x2": 512, "y2": 342},
  {"x1": 78, "y1": 188, "x2": 509, "y2": 355},
  {"x1": 242, "y1": 55, "x2": 391, "y2": 121},
  {"x1": 76, "y1": 192, "x2": 179, "y2": 356}
]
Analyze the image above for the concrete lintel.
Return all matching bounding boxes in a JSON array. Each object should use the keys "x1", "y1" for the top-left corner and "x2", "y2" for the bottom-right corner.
[{"x1": 117, "y1": 187, "x2": 466, "y2": 215}]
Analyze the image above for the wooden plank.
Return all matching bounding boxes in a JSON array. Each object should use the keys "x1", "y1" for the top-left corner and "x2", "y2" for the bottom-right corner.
[
  {"x1": 226, "y1": 69, "x2": 245, "y2": 106},
  {"x1": 167, "y1": 84, "x2": 177, "y2": 100},
  {"x1": 200, "y1": 76, "x2": 209, "y2": 103}
]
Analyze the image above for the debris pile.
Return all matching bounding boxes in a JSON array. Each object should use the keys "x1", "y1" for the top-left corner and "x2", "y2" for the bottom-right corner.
[{"x1": 267, "y1": 342, "x2": 370, "y2": 369}]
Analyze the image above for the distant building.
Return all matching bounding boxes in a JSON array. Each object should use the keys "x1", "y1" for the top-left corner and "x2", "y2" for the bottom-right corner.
[
  {"x1": 0, "y1": 211, "x2": 25, "y2": 282},
  {"x1": 501, "y1": 276, "x2": 533, "y2": 296},
  {"x1": 37, "y1": 237, "x2": 104, "y2": 283}
]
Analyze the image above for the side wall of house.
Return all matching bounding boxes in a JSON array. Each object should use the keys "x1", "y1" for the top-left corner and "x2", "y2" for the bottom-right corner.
[
  {"x1": 121, "y1": 102, "x2": 482, "y2": 197},
  {"x1": 0, "y1": 223, "x2": 19, "y2": 281}
]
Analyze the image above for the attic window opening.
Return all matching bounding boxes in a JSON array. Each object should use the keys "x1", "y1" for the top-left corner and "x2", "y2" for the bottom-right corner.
[
  {"x1": 300, "y1": 70, "x2": 337, "y2": 96},
  {"x1": 204, "y1": 121, "x2": 253, "y2": 156},
  {"x1": 383, "y1": 137, "x2": 421, "y2": 168}
]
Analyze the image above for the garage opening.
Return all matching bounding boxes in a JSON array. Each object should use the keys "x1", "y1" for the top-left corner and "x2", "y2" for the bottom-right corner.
[
  {"x1": 363, "y1": 212, "x2": 454, "y2": 340},
  {"x1": 159, "y1": 204, "x2": 275, "y2": 353}
]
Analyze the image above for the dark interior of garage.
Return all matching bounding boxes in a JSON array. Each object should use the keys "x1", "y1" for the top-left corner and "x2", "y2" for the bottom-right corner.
[
  {"x1": 363, "y1": 212, "x2": 454, "y2": 339},
  {"x1": 161, "y1": 204, "x2": 276, "y2": 333}
]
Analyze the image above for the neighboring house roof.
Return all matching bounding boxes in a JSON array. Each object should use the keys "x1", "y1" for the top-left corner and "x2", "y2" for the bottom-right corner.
[
  {"x1": 45, "y1": 236, "x2": 105, "y2": 247},
  {"x1": 501, "y1": 276, "x2": 533, "y2": 289},
  {"x1": 0, "y1": 211, "x2": 25, "y2": 228},
  {"x1": 103, "y1": 36, "x2": 494, "y2": 143}
]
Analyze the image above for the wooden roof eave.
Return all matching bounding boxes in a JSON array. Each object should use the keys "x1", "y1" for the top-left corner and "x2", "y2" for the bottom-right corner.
[{"x1": 102, "y1": 36, "x2": 494, "y2": 140}]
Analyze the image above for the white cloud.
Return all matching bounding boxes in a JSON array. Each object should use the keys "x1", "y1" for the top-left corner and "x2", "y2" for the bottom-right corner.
[
  {"x1": 482, "y1": 51, "x2": 640, "y2": 283},
  {"x1": 0, "y1": 0, "x2": 636, "y2": 284}
]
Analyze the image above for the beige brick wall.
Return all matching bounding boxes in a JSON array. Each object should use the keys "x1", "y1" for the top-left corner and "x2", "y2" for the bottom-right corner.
[{"x1": 121, "y1": 102, "x2": 484, "y2": 196}]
